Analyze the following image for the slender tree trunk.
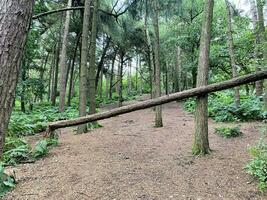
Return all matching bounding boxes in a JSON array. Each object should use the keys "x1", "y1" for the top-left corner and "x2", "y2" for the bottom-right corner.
[
  {"x1": 40, "y1": 52, "x2": 49, "y2": 102},
  {"x1": 99, "y1": 65, "x2": 103, "y2": 100},
  {"x1": 68, "y1": 33, "x2": 81, "y2": 106},
  {"x1": 78, "y1": 0, "x2": 91, "y2": 133},
  {"x1": 88, "y1": 0, "x2": 98, "y2": 115},
  {"x1": 48, "y1": 55, "x2": 53, "y2": 102},
  {"x1": 145, "y1": 0, "x2": 155, "y2": 99},
  {"x1": 105, "y1": 73, "x2": 109, "y2": 99},
  {"x1": 225, "y1": 0, "x2": 240, "y2": 107},
  {"x1": 256, "y1": 0, "x2": 267, "y2": 110},
  {"x1": 136, "y1": 55, "x2": 138, "y2": 92},
  {"x1": 59, "y1": 0, "x2": 72, "y2": 112},
  {"x1": 250, "y1": 0, "x2": 263, "y2": 96},
  {"x1": 118, "y1": 53, "x2": 124, "y2": 107},
  {"x1": 0, "y1": 0, "x2": 34, "y2": 157},
  {"x1": 139, "y1": 56, "x2": 143, "y2": 95},
  {"x1": 151, "y1": 0, "x2": 163, "y2": 127},
  {"x1": 109, "y1": 53, "x2": 116, "y2": 99},
  {"x1": 193, "y1": 0, "x2": 214, "y2": 155},
  {"x1": 128, "y1": 60, "x2": 132, "y2": 94},
  {"x1": 21, "y1": 61, "x2": 27, "y2": 113},
  {"x1": 165, "y1": 61, "x2": 169, "y2": 95}
]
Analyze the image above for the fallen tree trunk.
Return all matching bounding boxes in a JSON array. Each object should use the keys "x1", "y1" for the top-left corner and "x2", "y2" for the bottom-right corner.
[{"x1": 47, "y1": 70, "x2": 267, "y2": 134}]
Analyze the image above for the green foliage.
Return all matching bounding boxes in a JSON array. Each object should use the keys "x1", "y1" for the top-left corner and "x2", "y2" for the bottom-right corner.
[
  {"x1": 0, "y1": 164, "x2": 15, "y2": 197},
  {"x1": 184, "y1": 91, "x2": 265, "y2": 122},
  {"x1": 8, "y1": 105, "x2": 78, "y2": 137},
  {"x1": 33, "y1": 140, "x2": 49, "y2": 158},
  {"x1": 215, "y1": 126, "x2": 242, "y2": 138},
  {"x1": 246, "y1": 140, "x2": 267, "y2": 191},
  {"x1": 3, "y1": 138, "x2": 32, "y2": 165},
  {"x1": 2, "y1": 137, "x2": 58, "y2": 166}
]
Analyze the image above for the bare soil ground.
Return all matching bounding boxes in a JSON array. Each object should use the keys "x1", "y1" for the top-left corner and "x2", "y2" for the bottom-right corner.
[{"x1": 3, "y1": 97, "x2": 267, "y2": 200}]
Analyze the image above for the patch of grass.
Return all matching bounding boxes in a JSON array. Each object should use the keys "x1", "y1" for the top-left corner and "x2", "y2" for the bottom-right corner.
[
  {"x1": 215, "y1": 126, "x2": 243, "y2": 138},
  {"x1": 0, "y1": 164, "x2": 16, "y2": 197}
]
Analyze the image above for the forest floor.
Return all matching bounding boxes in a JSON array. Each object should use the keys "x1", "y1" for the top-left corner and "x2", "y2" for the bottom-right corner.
[{"x1": 4, "y1": 96, "x2": 267, "y2": 200}]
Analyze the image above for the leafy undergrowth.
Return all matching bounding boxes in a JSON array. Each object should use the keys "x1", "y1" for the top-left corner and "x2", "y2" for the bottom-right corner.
[
  {"x1": 9, "y1": 104, "x2": 78, "y2": 137},
  {"x1": 0, "y1": 137, "x2": 58, "y2": 197},
  {"x1": 184, "y1": 91, "x2": 266, "y2": 122},
  {"x1": 246, "y1": 139, "x2": 267, "y2": 192},
  {"x1": 215, "y1": 126, "x2": 243, "y2": 138}
]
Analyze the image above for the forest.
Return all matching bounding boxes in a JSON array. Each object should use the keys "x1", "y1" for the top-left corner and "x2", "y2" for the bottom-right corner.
[{"x1": 0, "y1": 0, "x2": 267, "y2": 199}]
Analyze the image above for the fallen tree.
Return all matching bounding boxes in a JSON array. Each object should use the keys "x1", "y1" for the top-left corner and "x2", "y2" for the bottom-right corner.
[{"x1": 47, "y1": 70, "x2": 267, "y2": 135}]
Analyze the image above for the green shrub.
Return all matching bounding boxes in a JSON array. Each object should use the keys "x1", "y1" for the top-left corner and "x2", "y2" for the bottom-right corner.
[
  {"x1": 215, "y1": 126, "x2": 242, "y2": 138},
  {"x1": 246, "y1": 140, "x2": 267, "y2": 191},
  {"x1": 33, "y1": 140, "x2": 49, "y2": 158},
  {"x1": 0, "y1": 164, "x2": 15, "y2": 197},
  {"x1": 183, "y1": 91, "x2": 265, "y2": 122}
]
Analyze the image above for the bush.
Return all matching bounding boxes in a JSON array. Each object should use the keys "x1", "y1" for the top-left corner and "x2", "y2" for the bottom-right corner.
[
  {"x1": 183, "y1": 91, "x2": 265, "y2": 122},
  {"x1": 246, "y1": 140, "x2": 267, "y2": 191},
  {"x1": 0, "y1": 164, "x2": 15, "y2": 197},
  {"x1": 215, "y1": 126, "x2": 243, "y2": 138}
]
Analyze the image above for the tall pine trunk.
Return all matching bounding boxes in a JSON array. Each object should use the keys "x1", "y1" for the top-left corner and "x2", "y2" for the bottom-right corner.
[
  {"x1": 78, "y1": 0, "x2": 91, "y2": 134},
  {"x1": 225, "y1": 0, "x2": 240, "y2": 107},
  {"x1": 0, "y1": 0, "x2": 34, "y2": 157},
  {"x1": 88, "y1": 0, "x2": 98, "y2": 115},
  {"x1": 193, "y1": 0, "x2": 214, "y2": 155},
  {"x1": 59, "y1": 0, "x2": 72, "y2": 112},
  {"x1": 256, "y1": 0, "x2": 267, "y2": 110},
  {"x1": 151, "y1": 0, "x2": 163, "y2": 127}
]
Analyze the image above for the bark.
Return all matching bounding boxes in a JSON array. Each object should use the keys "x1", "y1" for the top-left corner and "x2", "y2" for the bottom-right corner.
[
  {"x1": 151, "y1": 0, "x2": 163, "y2": 127},
  {"x1": 47, "y1": 70, "x2": 267, "y2": 133},
  {"x1": 40, "y1": 52, "x2": 49, "y2": 102},
  {"x1": 145, "y1": 0, "x2": 155, "y2": 99},
  {"x1": 48, "y1": 56, "x2": 53, "y2": 102},
  {"x1": 193, "y1": 0, "x2": 214, "y2": 155},
  {"x1": 250, "y1": 0, "x2": 263, "y2": 96},
  {"x1": 59, "y1": 0, "x2": 72, "y2": 112},
  {"x1": 165, "y1": 61, "x2": 169, "y2": 95},
  {"x1": 68, "y1": 33, "x2": 81, "y2": 106},
  {"x1": 136, "y1": 55, "x2": 138, "y2": 91},
  {"x1": 77, "y1": 0, "x2": 91, "y2": 134},
  {"x1": 0, "y1": 0, "x2": 34, "y2": 157},
  {"x1": 21, "y1": 63, "x2": 26, "y2": 113},
  {"x1": 128, "y1": 60, "x2": 132, "y2": 94},
  {"x1": 225, "y1": 0, "x2": 240, "y2": 107},
  {"x1": 99, "y1": 65, "x2": 103, "y2": 100},
  {"x1": 109, "y1": 52, "x2": 116, "y2": 99},
  {"x1": 95, "y1": 37, "x2": 111, "y2": 89},
  {"x1": 256, "y1": 0, "x2": 267, "y2": 110},
  {"x1": 88, "y1": 0, "x2": 98, "y2": 115},
  {"x1": 139, "y1": 56, "x2": 143, "y2": 95},
  {"x1": 105, "y1": 73, "x2": 109, "y2": 99},
  {"x1": 118, "y1": 53, "x2": 124, "y2": 107},
  {"x1": 174, "y1": 46, "x2": 182, "y2": 92}
]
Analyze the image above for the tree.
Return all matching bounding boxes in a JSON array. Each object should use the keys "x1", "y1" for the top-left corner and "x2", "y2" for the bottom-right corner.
[
  {"x1": 88, "y1": 0, "x2": 99, "y2": 115},
  {"x1": 192, "y1": 0, "x2": 214, "y2": 155},
  {"x1": 59, "y1": 0, "x2": 72, "y2": 112},
  {"x1": 151, "y1": 0, "x2": 163, "y2": 127},
  {"x1": 0, "y1": 0, "x2": 34, "y2": 157},
  {"x1": 225, "y1": 0, "x2": 240, "y2": 107},
  {"x1": 256, "y1": 0, "x2": 267, "y2": 110},
  {"x1": 77, "y1": 0, "x2": 91, "y2": 134}
]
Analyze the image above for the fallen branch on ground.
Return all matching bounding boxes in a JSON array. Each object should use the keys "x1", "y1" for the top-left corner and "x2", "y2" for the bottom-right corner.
[{"x1": 46, "y1": 70, "x2": 267, "y2": 135}]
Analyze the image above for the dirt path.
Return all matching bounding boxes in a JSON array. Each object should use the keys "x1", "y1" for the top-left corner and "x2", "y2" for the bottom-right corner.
[{"x1": 4, "y1": 99, "x2": 267, "y2": 200}]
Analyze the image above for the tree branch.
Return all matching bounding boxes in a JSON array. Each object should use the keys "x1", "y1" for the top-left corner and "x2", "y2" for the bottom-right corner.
[{"x1": 47, "y1": 70, "x2": 267, "y2": 133}]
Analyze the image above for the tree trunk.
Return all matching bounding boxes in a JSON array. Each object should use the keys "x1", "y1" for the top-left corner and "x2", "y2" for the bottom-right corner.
[
  {"x1": 193, "y1": 0, "x2": 214, "y2": 155},
  {"x1": 250, "y1": 0, "x2": 263, "y2": 96},
  {"x1": 77, "y1": 0, "x2": 91, "y2": 134},
  {"x1": 68, "y1": 32, "x2": 81, "y2": 106},
  {"x1": 151, "y1": 0, "x2": 163, "y2": 128},
  {"x1": 105, "y1": 73, "x2": 109, "y2": 99},
  {"x1": 109, "y1": 52, "x2": 116, "y2": 99},
  {"x1": 225, "y1": 0, "x2": 240, "y2": 107},
  {"x1": 256, "y1": 0, "x2": 267, "y2": 110},
  {"x1": 128, "y1": 60, "x2": 132, "y2": 94},
  {"x1": 88, "y1": 0, "x2": 98, "y2": 115},
  {"x1": 0, "y1": 0, "x2": 34, "y2": 157},
  {"x1": 145, "y1": 0, "x2": 155, "y2": 100},
  {"x1": 99, "y1": 64, "x2": 103, "y2": 100},
  {"x1": 118, "y1": 53, "x2": 124, "y2": 107},
  {"x1": 59, "y1": 0, "x2": 72, "y2": 112},
  {"x1": 40, "y1": 52, "x2": 49, "y2": 102},
  {"x1": 47, "y1": 70, "x2": 267, "y2": 133},
  {"x1": 139, "y1": 56, "x2": 143, "y2": 95},
  {"x1": 21, "y1": 62, "x2": 27, "y2": 113}
]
